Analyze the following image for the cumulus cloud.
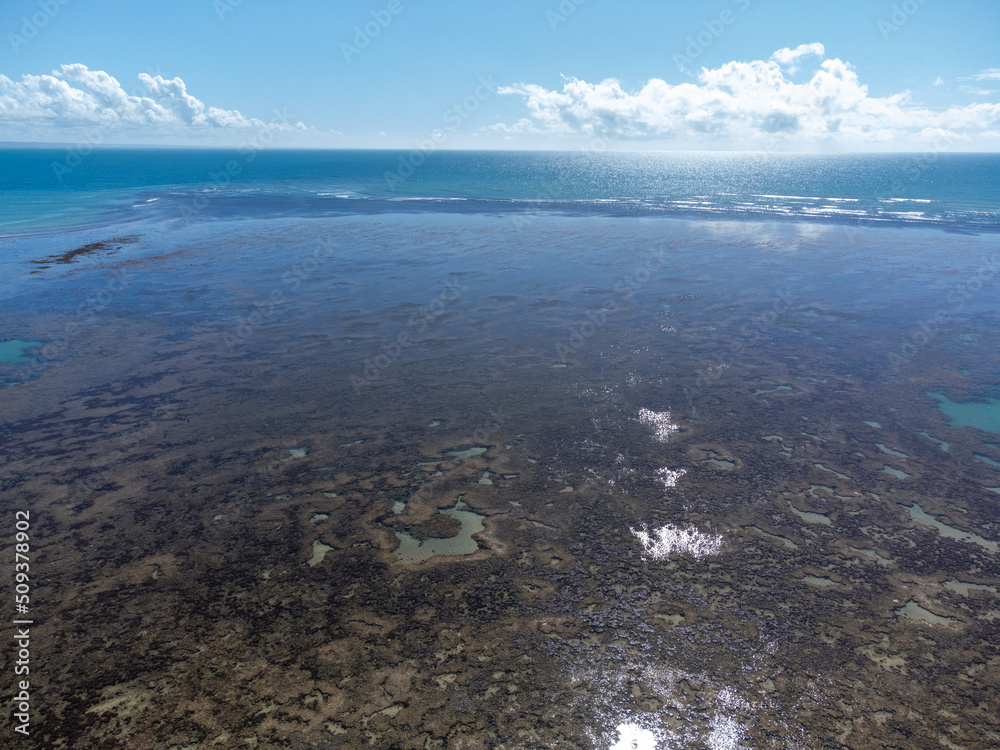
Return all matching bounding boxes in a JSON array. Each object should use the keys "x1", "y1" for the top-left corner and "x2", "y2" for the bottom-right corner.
[
  {"x1": 771, "y1": 42, "x2": 825, "y2": 73},
  {"x1": 494, "y1": 48, "x2": 1000, "y2": 149},
  {"x1": 0, "y1": 64, "x2": 309, "y2": 142}
]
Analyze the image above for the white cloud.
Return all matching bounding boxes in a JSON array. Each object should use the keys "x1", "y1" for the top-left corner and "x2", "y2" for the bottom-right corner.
[
  {"x1": 960, "y1": 85, "x2": 994, "y2": 97},
  {"x1": 969, "y1": 68, "x2": 1000, "y2": 81},
  {"x1": 932, "y1": 76, "x2": 944, "y2": 86},
  {"x1": 771, "y1": 42, "x2": 825, "y2": 73},
  {"x1": 0, "y1": 64, "x2": 309, "y2": 143},
  {"x1": 495, "y1": 48, "x2": 1000, "y2": 149}
]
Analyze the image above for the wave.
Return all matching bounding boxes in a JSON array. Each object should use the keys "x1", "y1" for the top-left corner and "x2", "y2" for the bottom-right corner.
[
  {"x1": 4, "y1": 186, "x2": 999, "y2": 238},
  {"x1": 123, "y1": 188, "x2": 998, "y2": 232}
]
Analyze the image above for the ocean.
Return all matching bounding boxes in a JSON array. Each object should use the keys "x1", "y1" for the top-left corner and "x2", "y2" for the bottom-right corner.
[
  {"x1": 3, "y1": 149, "x2": 1000, "y2": 236},
  {"x1": 2, "y1": 149, "x2": 1000, "y2": 749}
]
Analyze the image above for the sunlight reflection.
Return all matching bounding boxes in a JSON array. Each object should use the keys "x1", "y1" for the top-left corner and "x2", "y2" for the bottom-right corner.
[
  {"x1": 708, "y1": 688, "x2": 748, "y2": 750},
  {"x1": 638, "y1": 408, "x2": 679, "y2": 442},
  {"x1": 655, "y1": 466, "x2": 687, "y2": 489},
  {"x1": 609, "y1": 722, "x2": 660, "y2": 750},
  {"x1": 630, "y1": 524, "x2": 723, "y2": 560}
]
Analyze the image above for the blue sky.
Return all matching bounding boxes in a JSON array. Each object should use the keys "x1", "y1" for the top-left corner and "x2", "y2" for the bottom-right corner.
[{"x1": 1, "y1": 0, "x2": 998, "y2": 150}]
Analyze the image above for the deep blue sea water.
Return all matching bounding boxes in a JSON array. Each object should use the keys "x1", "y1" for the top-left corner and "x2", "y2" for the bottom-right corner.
[
  {"x1": 3, "y1": 148, "x2": 1000, "y2": 748},
  {"x1": 2, "y1": 149, "x2": 1000, "y2": 236}
]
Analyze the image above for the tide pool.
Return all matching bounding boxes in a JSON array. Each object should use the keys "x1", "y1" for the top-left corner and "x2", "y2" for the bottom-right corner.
[
  {"x1": 927, "y1": 391, "x2": 1000, "y2": 435},
  {"x1": 0, "y1": 339, "x2": 43, "y2": 363}
]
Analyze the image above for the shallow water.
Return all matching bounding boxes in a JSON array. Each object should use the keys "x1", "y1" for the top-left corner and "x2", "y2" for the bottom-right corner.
[
  {"x1": 928, "y1": 390, "x2": 1000, "y2": 436},
  {"x1": 2, "y1": 212, "x2": 1000, "y2": 749},
  {"x1": 394, "y1": 500, "x2": 487, "y2": 564}
]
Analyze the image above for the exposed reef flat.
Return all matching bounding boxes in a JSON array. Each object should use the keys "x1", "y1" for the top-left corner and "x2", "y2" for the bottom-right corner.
[{"x1": 4, "y1": 215, "x2": 1000, "y2": 748}]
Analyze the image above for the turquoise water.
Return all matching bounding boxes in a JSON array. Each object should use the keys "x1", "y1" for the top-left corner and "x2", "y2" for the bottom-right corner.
[
  {"x1": 928, "y1": 391, "x2": 1000, "y2": 435},
  {"x1": 0, "y1": 339, "x2": 43, "y2": 363}
]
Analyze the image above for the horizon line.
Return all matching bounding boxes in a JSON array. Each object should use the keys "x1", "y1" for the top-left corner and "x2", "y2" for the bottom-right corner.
[{"x1": 2, "y1": 142, "x2": 999, "y2": 155}]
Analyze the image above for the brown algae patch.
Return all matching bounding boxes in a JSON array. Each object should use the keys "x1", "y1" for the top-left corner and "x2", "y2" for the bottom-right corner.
[{"x1": 29, "y1": 234, "x2": 139, "y2": 266}]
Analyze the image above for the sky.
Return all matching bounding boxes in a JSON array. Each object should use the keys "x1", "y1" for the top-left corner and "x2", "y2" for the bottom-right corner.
[{"x1": 0, "y1": 0, "x2": 998, "y2": 151}]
